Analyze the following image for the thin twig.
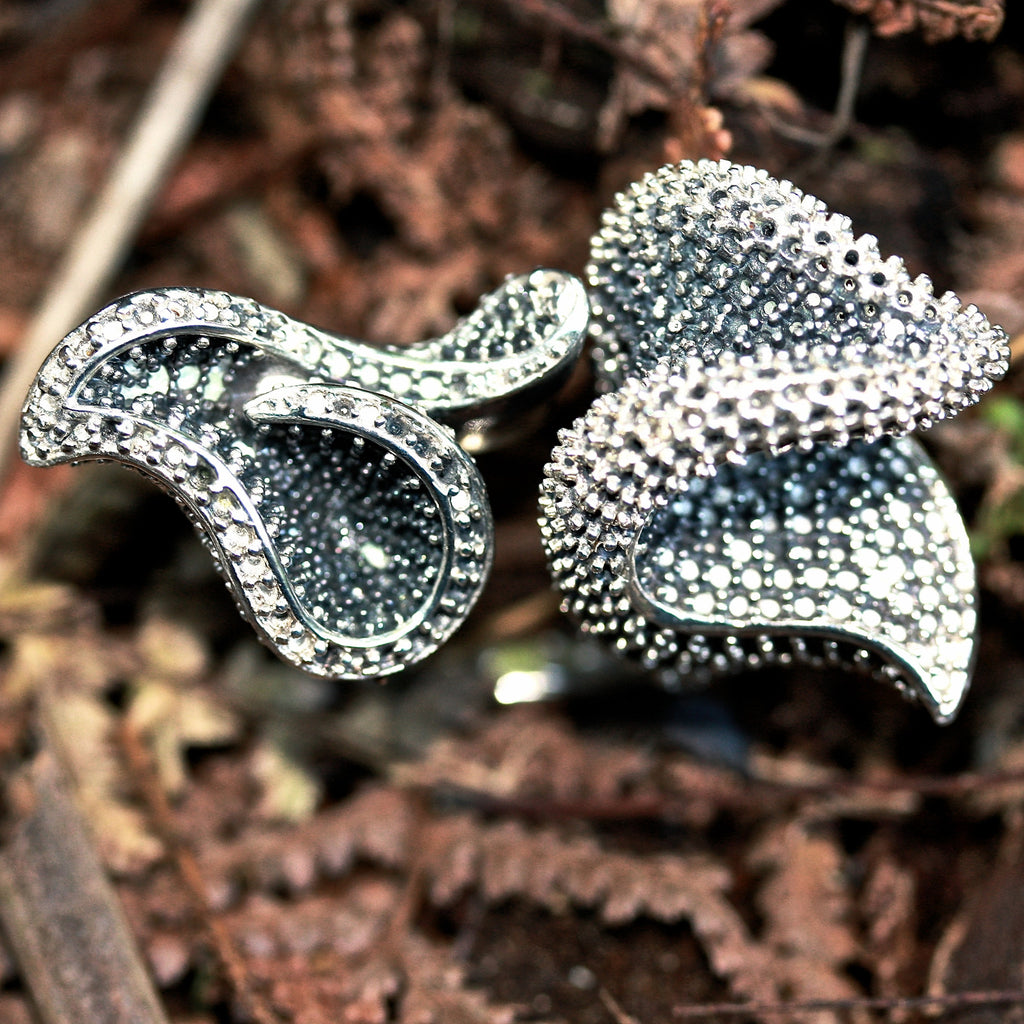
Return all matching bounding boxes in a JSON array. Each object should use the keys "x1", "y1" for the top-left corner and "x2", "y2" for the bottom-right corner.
[
  {"x1": 772, "y1": 19, "x2": 869, "y2": 155},
  {"x1": 828, "y1": 20, "x2": 870, "y2": 147},
  {"x1": 757, "y1": 762, "x2": 1024, "y2": 801},
  {"x1": 494, "y1": 0, "x2": 683, "y2": 93},
  {"x1": 119, "y1": 721, "x2": 282, "y2": 1024},
  {"x1": 413, "y1": 759, "x2": 1024, "y2": 826},
  {"x1": 0, "y1": 0, "x2": 263, "y2": 485},
  {"x1": 600, "y1": 987, "x2": 643, "y2": 1024},
  {"x1": 673, "y1": 987, "x2": 1024, "y2": 1019}
]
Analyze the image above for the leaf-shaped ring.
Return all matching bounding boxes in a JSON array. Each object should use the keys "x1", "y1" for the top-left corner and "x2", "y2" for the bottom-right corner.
[
  {"x1": 21, "y1": 270, "x2": 589, "y2": 677},
  {"x1": 540, "y1": 161, "x2": 1009, "y2": 722}
]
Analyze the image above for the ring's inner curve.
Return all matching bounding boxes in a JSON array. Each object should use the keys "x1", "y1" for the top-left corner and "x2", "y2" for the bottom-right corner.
[
  {"x1": 633, "y1": 436, "x2": 976, "y2": 698},
  {"x1": 75, "y1": 333, "x2": 446, "y2": 641}
]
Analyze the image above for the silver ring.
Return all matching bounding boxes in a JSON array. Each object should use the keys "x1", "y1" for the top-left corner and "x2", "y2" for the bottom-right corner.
[
  {"x1": 540, "y1": 160, "x2": 1008, "y2": 722},
  {"x1": 21, "y1": 270, "x2": 588, "y2": 677}
]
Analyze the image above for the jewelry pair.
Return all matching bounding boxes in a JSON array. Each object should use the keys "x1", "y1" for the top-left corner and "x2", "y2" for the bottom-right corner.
[{"x1": 20, "y1": 160, "x2": 1010, "y2": 722}]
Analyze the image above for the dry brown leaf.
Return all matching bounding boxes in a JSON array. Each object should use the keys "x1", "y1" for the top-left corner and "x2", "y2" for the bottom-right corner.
[
  {"x1": 127, "y1": 679, "x2": 239, "y2": 797},
  {"x1": 247, "y1": 7, "x2": 593, "y2": 343},
  {"x1": 0, "y1": 573, "x2": 98, "y2": 641},
  {"x1": 0, "y1": 996, "x2": 33, "y2": 1024},
  {"x1": 395, "y1": 934, "x2": 523, "y2": 1024},
  {"x1": 199, "y1": 786, "x2": 415, "y2": 903},
  {"x1": 200, "y1": 783, "x2": 787, "y2": 1004},
  {"x1": 423, "y1": 815, "x2": 789, "y2": 1008},
  {"x1": 47, "y1": 690, "x2": 165, "y2": 873},
  {"x1": 5, "y1": 629, "x2": 127, "y2": 700},
  {"x1": 396, "y1": 706, "x2": 654, "y2": 806},
  {"x1": 597, "y1": 0, "x2": 782, "y2": 152},
  {"x1": 128, "y1": 617, "x2": 238, "y2": 797},
  {"x1": 832, "y1": 0, "x2": 1003, "y2": 42},
  {"x1": 6, "y1": 633, "x2": 163, "y2": 873},
  {"x1": 660, "y1": 758, "x2": 759, "y2": 826},
  {"x1": 220, "y1": 878, "x2": 538, "y2": 1024},
  {"x1": 227, "y1": 880, "x2": 400, "y2": 960},
  {"x1": 3, "y1": 614, "x2": 240, "y2": 871},
  {"x1": 928, "y1": 829, "x2": 1024, "y2": 1018},
  {"x1": 249, "y1": 934, "x2": 532, "y2": 1024},
  {"x1": 750, "y1": 821, "x2": 867, "y2": 1024},
  {"x1": 424, "y1": 816, "x2": 727, "y2": 924},
  {"x1": 135, "y1": 615, "x2": 210, "y2": 681},
  {"x1": 360, "y1": 249, "x2": 487, "y2": 345},
  {"x1": 250, "y1": 734, "x2": 322, "y2": 824},
  {"x1": 861, "y1": 852, "x2": 917, "y2": 1015}
]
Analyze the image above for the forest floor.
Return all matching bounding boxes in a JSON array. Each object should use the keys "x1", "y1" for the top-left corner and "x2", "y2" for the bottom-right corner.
[{"x1": 1, "y1": 1, "x2": 1024, "y2": 1022}]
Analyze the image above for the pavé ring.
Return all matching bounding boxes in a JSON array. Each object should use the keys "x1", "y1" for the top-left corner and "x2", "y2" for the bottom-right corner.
[
  {"x1": 21, "y1": 270, "x2": 588, "y2": 678},
  {"x1": 540, "y1": 160, "x2": 1008, "y2": 722}
]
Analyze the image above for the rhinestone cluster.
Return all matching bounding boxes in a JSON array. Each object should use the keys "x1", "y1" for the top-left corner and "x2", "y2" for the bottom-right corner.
[
  {"x1": 21, "y1": 271, "x2": 586, "y2": 678},
  {"x1": 541, "y1": 159, "x2": 1009, "y2": 722}
]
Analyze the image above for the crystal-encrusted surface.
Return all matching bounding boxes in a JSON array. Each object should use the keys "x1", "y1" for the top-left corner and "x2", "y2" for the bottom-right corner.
[
  {"x1": 634, "y1": 437, "x2": 975, "y2": 719},
  {"x1": 587, "y1": 160, "x2": 1007, "y2": 405},
  {"x1": 541, "y1": 160, "x2": 1009, "y2": 722},
  {"x1": 19, "y1": 269, "x2": 586, "y2": 678}
]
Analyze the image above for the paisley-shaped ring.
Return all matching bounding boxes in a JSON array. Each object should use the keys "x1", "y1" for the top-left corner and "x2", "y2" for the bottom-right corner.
[{"x1": 22, "y1": 271, "x2": 588, "y2": 677}]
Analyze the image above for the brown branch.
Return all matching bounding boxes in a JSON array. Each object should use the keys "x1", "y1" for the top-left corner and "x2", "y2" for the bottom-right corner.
[
  {"x1": 119, "y1": 721, "x2": 282, "y2": 1024},
  {"x1": 601, "y1": 987, "x2": 643, "y2": 1024},
  {"x1": 673, "y1": 987, "x2": 1024, "y2": 1019},
  {"x1": 0, "y1": 0, "x2": 262, "y2": 486},
  {"x1": 758, "y1": 763, "x2": 1024, "y2": 801},
  {"x1": 491, "y1": 0, "x2": 684, "y2": 94},
  {"x1": 411, "y1": 760, "x2": 1024, "y2": 826},
  {"x1": 0, "y1": 751, "x2": 171, "y2": 1024}
]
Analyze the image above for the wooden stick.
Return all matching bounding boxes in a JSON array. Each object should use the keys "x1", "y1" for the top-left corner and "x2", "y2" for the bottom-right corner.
[
  {"x1": 673, "y1": 988, "x2": 1024, "y2": 1019},
  {"x1": 0, "y1": 751, "x2": 171, "y2": 1024},
  {"x1": 0, "y1": 0, "x2": 262, "y2": 484}
]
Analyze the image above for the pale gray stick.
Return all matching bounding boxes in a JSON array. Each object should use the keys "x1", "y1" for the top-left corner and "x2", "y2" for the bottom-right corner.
[
  {"x1": 0, "y1": 751, "x2": 171, "y2": 1024},
  {"x1": 0, "y1": 0, "x2": 262, "y2": 483}
]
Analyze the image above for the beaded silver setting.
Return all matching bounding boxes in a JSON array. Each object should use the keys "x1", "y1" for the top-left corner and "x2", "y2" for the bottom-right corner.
[
  {"x1": 540, "y1": 160, "x2": 1009, "y2": 722},
  {"x1": 21, "y1": 270, "x2": 588, "y2": 678}
]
